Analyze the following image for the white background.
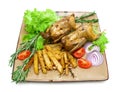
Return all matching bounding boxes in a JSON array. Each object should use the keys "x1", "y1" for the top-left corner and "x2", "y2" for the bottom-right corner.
[{"x1": 0, "y1": 0, "x2": 120, "y2": 91}]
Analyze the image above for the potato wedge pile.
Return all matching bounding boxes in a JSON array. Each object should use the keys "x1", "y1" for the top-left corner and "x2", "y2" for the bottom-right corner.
[{"x1": 24, "y1": 43, "x2": 77, "y2": 75}]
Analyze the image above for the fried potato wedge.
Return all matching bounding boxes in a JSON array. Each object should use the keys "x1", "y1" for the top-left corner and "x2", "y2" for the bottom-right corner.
[
  {"x1": 63, "y1": 52, "x2": 68, "y2": 64},
  {"x1": 47, "y1": 51, "x2": 63, "y2": 74},
  {"x1": 47, "y1": 43, "x2": 62, "y2": 51},
  {"x1": 42, "y1": 49, "x2": 53, "y2": 70},
  {"x1": 37, "y1": 50, "x2": 47, "y2": 74},
  {"x1": 67, "y1": 53, "x2": 77, "y2": 68},
  {"x1": 34, "y1": 53, "x2": 39, "y2": 75},
  {"x1": 45, "y1": 45, "x2": 61, "y2": 60},
  {"x1": 60, "y1": 53, "x2": 65, "y2": 69},
  {"x1": 62, "y1": 52, "x2": 70, "y2": 75},
  {"x1": 65, "y1": 64, "x2": 69, "y2": 75}
]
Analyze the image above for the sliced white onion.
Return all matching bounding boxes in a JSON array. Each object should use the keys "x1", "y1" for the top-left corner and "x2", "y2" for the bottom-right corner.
[
  {"x1": 86, "y1": 51, "x2": 104, "y2": 66},
  {"x1": 83, "y1": 42, "x2": 100, "y2": 53}
]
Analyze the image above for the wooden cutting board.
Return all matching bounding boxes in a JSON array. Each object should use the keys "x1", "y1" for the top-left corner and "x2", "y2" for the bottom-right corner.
[{"x1": 13, "y1": 11, "x2": 109, "y2": 82}]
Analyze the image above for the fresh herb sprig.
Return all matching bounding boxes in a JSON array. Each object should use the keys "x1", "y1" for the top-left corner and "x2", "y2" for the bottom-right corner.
[
  {"x1": 9, "y1": 48, "x2": 25, "y2": 67},
  {"x1": 9, "y1": 34, "x2": 40, "y2": 83},
  {"x1": 75, "y1": 12, "x2": 98, "y2": 23},
  {"x1": 9, "y1": 34, "x2": 39, "y2": 67},
  {"x1": 80, "y1": 12, "x2": 96, "y2": 19},
  {"x1": 75, "y1": 19, "x2": 98, "y2": 23},
  {"x1": 12, "y1": 48, "x2": 35, "y2": 83},
  {"x1": 10, "y1": 34, "x2": 40, "y2": 83}
]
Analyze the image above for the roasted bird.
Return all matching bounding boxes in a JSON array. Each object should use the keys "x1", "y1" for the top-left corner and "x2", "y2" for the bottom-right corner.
[
  {"x1": 43, "y1": 14, "x2": 100, "y2": 52},
  {"x1": 61, "y1": 23, "x2": 100, "y2": 52},
  {"x1": 43, "y1": 14, "x2": 76, "y2": 43}
]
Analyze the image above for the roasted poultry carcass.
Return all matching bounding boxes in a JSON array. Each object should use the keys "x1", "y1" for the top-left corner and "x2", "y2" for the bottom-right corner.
[
  {"x1": 61, "y1": 23, "x2": 100, "y2": 52},
  {"x1": 43, "y1": 14, "x2": 100, "y2": 52},
  {"x1": 42, "y1": 14, "x2": 76, "y2": 43}
]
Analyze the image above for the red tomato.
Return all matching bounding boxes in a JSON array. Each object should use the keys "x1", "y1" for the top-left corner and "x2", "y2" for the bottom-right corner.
[
  {"x1": 17, "y1": 50, "x2": 31, "y2": 60},
  {"x1": 73, "y1": 48, "x2": 85, "y2": 58},
  {"x1": 78, "y1": 58, "x2": 92, "y2": 69}
]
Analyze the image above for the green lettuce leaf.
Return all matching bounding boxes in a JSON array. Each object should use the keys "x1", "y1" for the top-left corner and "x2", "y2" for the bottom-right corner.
[
  {"x1": 24, "y1": 9, "x2": 59, "y2": 34},
  {"x1": 35, "y1": 35, "x2": 45, "y2": 50},
  {"x1": 22, "y1": 34, "x2": 36, "y2": 42},
  {"x1": 92, "y1": 32, "x2": 109, "y2": 53}
]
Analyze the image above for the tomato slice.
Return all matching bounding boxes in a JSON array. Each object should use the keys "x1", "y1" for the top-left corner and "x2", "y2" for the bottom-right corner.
[
  {"x1": 17, "y1": 50, "x2": 31, "y2": 60},
  {"x1": 78, "y1": 58, "x2": 92, "y2": 69},
  {"x1": 73, "y1": 48, "x2": 85, "y2": 58}
]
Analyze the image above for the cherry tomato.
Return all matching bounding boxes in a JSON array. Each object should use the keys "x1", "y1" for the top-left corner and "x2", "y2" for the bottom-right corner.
[
  {"x1": 73, "y1": 48, "x2": 85, "y2": 58},
  {"x1": 17, "y1": 50, "x2": 31, "y2": 60},
  {"x1": 78, "y1": 58, "x2": 92, "y2": 69}
]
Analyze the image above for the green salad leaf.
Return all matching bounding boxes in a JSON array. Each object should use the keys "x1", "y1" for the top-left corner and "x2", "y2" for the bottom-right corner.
[
  {"x1": 92, "y1": 32, "x2": 109, "y2": 53},
  {"x1": 23, "y1": 9, "x2": 59, "y2": 50},
  {"x1": 22, "y1": 34, "x2": 45, "y2": 50},
  {"x1": 35, "y1": 35, "x2": 45, "y2": 50},
  {"x1": 24, "y1": 8, "x2": 59, "y2": 34},
  {"x1": 22, "y1": 34, "x2": 36, "y2": 42}
]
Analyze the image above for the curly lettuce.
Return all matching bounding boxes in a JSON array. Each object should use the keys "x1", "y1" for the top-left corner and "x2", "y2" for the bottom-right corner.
[
  {"x1": 23, "y1": 9, "x2": 59, "y2": 50},
  {"x1": 92, "y1": 32, "x2": 109, "y2": 53},
  {"x1": 22, "y1": 34, "x2": 36, "y2": 42},
  {"x1": 35, "y1": 35, "x2": 45, "y2": 50},
  {"x1": 24, "y1": 8, "x2": 59, "y2": 34}
]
